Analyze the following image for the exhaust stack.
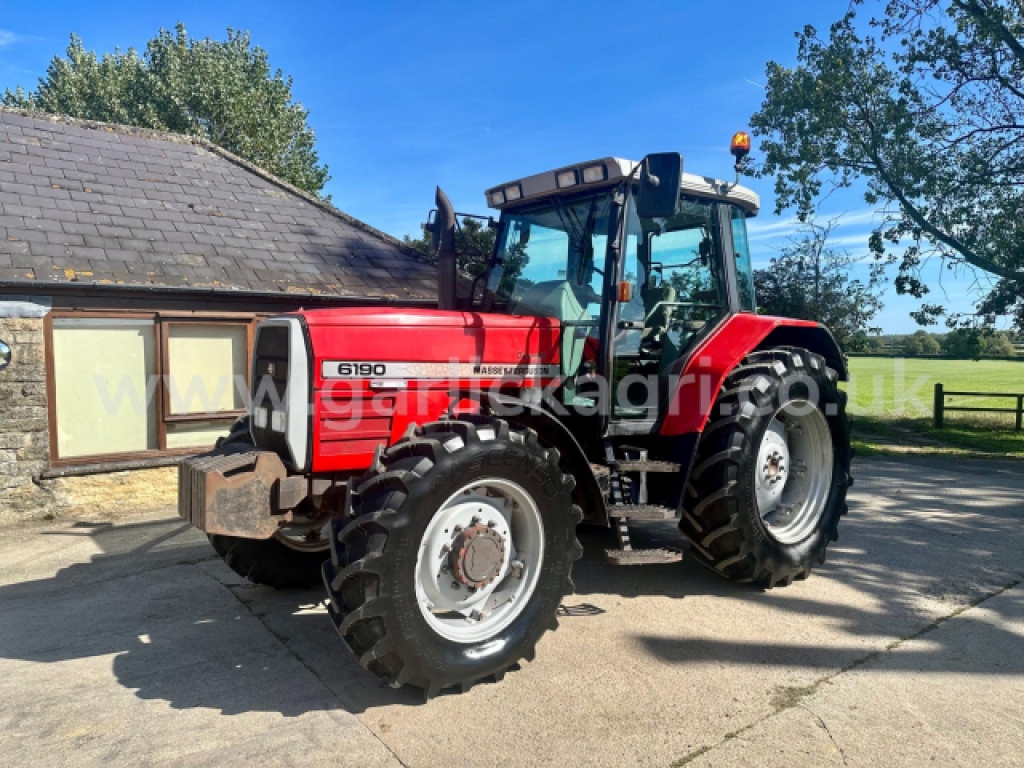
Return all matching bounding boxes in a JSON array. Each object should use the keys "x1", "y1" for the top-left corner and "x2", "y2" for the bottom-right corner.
[{"x1": 435, "y1": 187, "x2": 457, "y2": 310}]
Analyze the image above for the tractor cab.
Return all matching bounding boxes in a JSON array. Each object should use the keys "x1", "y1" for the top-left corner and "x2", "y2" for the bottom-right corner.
[{"x1": 431, "y1": 148, "x2": 760, "y2": 433}]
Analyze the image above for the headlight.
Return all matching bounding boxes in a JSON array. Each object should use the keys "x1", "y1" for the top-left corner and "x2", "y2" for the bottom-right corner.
[{"x1": 271, "y1": 411, "x2": 287, "y2": 433}]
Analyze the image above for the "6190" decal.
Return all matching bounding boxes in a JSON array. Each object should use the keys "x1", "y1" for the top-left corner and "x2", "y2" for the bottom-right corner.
[{"x1": 329, "y1": 362, "x2": 387, "y2": 377}]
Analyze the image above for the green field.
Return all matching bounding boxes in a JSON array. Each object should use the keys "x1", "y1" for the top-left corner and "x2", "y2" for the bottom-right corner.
[{"x1": 843, "y1": 356, "x2": 1024, "y2": 456}]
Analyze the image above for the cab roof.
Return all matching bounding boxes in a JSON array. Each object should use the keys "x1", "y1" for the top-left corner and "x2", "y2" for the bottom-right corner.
[{"x1": 485, "y1": 156, "x2": 760, "y2": 216}]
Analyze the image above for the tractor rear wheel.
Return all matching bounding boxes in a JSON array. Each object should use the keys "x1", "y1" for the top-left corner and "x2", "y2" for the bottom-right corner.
[
  {"x1": 322, "y1": 415, "x2": 582, "y2": 697},
  {"x1": 207, "y1": 416, "x2": 330, "y2": 589},
  {"x1": 679, "y1": 347, "x2": 851, "y2": 587}
]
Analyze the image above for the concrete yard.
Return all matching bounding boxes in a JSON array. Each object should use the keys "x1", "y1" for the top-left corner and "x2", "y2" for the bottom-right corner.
[{"x1": 1, "y1": 455, "x2": 1022, "y2": 767}]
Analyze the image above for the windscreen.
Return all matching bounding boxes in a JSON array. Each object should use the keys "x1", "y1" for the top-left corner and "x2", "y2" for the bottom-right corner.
[{"x1": 488, "y1": 191, "x2": 614, "y2": 323}]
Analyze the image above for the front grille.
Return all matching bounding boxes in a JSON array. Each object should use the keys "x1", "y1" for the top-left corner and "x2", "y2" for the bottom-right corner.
[{"x1": 251, "y1": 324, "x2": 293, "y2": 460}]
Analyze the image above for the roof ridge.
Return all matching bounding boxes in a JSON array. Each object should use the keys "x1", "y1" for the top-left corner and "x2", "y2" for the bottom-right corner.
[{"x1": 0, "y1": 105, "x2": 427, "y2": 260}]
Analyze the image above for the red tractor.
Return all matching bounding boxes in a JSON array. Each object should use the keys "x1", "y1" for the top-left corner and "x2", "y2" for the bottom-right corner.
[{"x1": 179, "y1": 140, "x2": 852, "y2": 697}]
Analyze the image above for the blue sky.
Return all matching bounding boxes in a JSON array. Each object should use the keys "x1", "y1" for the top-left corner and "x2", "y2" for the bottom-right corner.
[{"x1": 0, "y1": 0, "x2": 996, "y2": 332}]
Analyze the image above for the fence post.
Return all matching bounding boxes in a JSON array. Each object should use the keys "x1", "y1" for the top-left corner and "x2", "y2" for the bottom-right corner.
[
  {"x1": 1017, "y1": 395, "x2": 1023, "y2": 432},
  {"x1": 934, "y1": 383, "x2": 944, "y2": 429}
]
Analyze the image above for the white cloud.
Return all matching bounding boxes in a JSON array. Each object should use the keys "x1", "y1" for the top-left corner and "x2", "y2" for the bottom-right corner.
[
  {"x1": 0, "y1": 30, "x2": 17, "y2": 49},
  {"x1": 747, "y1": 207, "x2": 882, "y2": 236}
]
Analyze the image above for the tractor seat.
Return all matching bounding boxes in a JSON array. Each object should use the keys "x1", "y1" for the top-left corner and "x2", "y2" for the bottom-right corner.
[{"x1": 639, "y1": 282, "x2": 679, "y2": 371}]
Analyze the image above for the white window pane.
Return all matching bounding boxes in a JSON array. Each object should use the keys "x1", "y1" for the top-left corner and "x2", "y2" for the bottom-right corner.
[
  {"x1": 52, "y1": 319, "x2": 158, "y2": 458},
  {"x1": 167, "y1": 324, "x2": 247, "y2": 415},
  {"x1": 165, "y1": 420, "x2": 234, "y2": 449}
]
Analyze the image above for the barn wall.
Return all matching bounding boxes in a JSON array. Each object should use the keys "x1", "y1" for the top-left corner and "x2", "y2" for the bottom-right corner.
[{"x1": 0, "y1": 300, "x2": 177, "y2": 524}]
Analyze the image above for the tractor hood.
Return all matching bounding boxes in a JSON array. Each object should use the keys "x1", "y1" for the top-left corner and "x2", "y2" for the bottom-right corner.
[
  {"x1": 296, "y1": 307, "x2": 563, "y2": 387},
  {"x1": 288, "y1": 307, "x2": 563, "y2": 473},
  {"x1": 300, "y1": 307, "x2": 561, "y2": 331}
]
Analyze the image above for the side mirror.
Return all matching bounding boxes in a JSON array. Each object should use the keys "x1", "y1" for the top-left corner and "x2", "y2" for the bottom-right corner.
[{"x1": 636, "y1": 152, "x2": 682, "y2": 219}]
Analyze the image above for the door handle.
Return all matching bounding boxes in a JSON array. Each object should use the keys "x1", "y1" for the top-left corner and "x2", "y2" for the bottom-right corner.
[{"x1": 617, "y1": 320, "x2": 645, "y2": 331}]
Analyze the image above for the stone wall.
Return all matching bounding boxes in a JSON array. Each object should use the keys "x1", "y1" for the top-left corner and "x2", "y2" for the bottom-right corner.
[
  {"x1": 0, "y1": 314, "x2": 53, "y2": 523},
  {"x1": 44, "y1": 467, "x2": 178, "y2": 520},
  {"x1": 0, "y1": 306, "x2": 177, "y2": 525}
]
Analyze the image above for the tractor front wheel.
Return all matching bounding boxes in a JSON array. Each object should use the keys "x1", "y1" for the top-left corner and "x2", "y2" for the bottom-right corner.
[
  {"x1": 680, "y1": 347, "x2": 851, "y2": 587},
  {"x1": 322, "y1": 415, "x2": 582, "y2": 697}
]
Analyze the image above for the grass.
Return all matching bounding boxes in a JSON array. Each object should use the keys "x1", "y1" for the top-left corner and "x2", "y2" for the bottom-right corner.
[{"x1": 844, "y1": 356, "x2": 1024, "y2": 457}]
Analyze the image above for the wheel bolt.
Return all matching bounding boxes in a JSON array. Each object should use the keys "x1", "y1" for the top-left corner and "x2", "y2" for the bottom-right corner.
[
  {"x1": 487, "y1": 520, "x2": 497, "y2": 528},
  {"x1": 471, "y1": 515, "x2": 481, "y2": 525}
]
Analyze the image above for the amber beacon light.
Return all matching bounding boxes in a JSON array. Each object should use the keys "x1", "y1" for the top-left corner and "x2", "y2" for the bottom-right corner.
[{"x1": 730, "y1": 131, "x2": 751, "y2": 162}]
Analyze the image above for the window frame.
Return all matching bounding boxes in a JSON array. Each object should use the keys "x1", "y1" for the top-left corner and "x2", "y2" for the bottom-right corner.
[{"x1": 45, "y1": 309, "x2": 259, "y2": 467}]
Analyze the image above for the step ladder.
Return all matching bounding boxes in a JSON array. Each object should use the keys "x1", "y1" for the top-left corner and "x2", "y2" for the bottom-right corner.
[{"x1": 603, "y1": 444, "x2": 684, "y2": 566}]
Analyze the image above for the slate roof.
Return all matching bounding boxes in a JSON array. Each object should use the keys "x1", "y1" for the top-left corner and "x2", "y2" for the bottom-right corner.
[{"x1": 0, "y1": 108, "x2": 437, "y2": 300}]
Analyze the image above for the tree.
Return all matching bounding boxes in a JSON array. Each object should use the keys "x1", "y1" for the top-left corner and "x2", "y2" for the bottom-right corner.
[
  {"x1": 405, "y1": 216, "x2": 495, "y2": 275},
  {"x1": 754, "y1": 219, "x2": 884, "y2": 351},
  {"x1": 985, "y1": 332, "x2": 1017, "y2": 356},
  {"x1": 405, "y1": 215, "x2": 530, "y2": 300},
  {"x1": 750, "y1": 0, "x2": 1024, "y2": 331},
  {"x1": 942, "y1": 328, "x2": 1016, "y2": 357},
  {"x1": 4, "y1": 24, "x2": 328, "y2": 195},
  {"x1": 901, "y1": 329, "x2": 941, "y2": 356}
]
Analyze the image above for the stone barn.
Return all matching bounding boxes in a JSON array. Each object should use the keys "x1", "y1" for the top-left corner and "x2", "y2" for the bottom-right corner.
[{"x1": 0, "y1": 108, "x2": 435, "y2": 523}]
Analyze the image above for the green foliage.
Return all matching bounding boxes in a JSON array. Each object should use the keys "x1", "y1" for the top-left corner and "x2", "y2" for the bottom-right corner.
[
  {"x1": 754, "y1": 218, "x2": 884, "y2": 352},
  {"x1": 901, "y1": 330, "x2": 941, "y2": 356},
  {"x1": 3, "y1": 24, "x2": 329, "y2": 195},
  {"x1": 405, "y1": 215, "x2": 531, "y2": 303},
  {"x1": 750, "y1": 0, "x2": 1024, "y2": 331},
  {"x1": 405, "y1": 216, "x2": 495, "y2": 275},
  {"x1": 942, "y1": 328, "x2": 1016, "y2": 358}
]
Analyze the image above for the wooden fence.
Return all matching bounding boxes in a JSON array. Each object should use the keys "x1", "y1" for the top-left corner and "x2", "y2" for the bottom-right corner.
[{"x1": 933, "y1": 383, "x2": 1024, "y2": 430}]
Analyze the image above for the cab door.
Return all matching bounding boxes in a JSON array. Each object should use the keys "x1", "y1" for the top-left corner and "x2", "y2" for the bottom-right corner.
[{"x1": 609, "y1": 198, "x2": 730, "y2": 426}]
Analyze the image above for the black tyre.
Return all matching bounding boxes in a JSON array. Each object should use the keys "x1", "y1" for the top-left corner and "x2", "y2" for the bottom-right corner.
[
  {"x1": 207, "y1": 415, "x2": 329, "y2": 589},
  {"x1": 215, "y1": 415, "x2": 251, "y2": 448},
  {"x1": 322, "y1": 415, "x2": 583, "y2": 697},
  {"x1": 679, "y1": 347, "x2": 852, "y2": 587},
  {"x1": 208, "y1": 534, "x2": 329, "y2": 589}
]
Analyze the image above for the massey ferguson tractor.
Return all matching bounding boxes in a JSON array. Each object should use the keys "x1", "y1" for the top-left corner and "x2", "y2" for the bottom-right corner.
[{"x1": 179, "y1": 135, "x2": 852, "y2": 698}]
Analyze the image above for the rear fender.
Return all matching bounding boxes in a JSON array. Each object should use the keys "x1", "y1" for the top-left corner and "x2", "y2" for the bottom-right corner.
[
  {"x1": 482, "y1": 392, "x2": 608, "y2": 527},
  {"x1": 754, "y1": 324, "x2": 847, "y2": 381},
  {"x1": 659, "y1": 314, "x2": 843, "y2": 436}
]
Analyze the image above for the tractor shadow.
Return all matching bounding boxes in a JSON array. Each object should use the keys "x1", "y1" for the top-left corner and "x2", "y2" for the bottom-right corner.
[{"x1": 0, "y1": 455, "x2": 1022, "y2": 719}]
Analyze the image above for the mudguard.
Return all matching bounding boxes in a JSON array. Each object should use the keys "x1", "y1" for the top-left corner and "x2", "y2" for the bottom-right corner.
[{"x1": 659, "y1": 314, "x2": 846, "y2": 436}]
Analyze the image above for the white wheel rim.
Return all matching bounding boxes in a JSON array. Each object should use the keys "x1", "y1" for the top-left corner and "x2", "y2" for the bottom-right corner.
[
  {"x1": 414, "y1": 477, "x2": 545, "y2": 644},
  {"x1": 755, "y1": 400, "x2": 834, "y2": 545}
]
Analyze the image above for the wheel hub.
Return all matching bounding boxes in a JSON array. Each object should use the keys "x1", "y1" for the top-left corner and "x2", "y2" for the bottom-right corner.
[
  {"x1": 450, "y1": 524, "x2": 506, "y2": 589},
  {"x1": 763, "y1": 450, "x2": 786, "y2": 484}
]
